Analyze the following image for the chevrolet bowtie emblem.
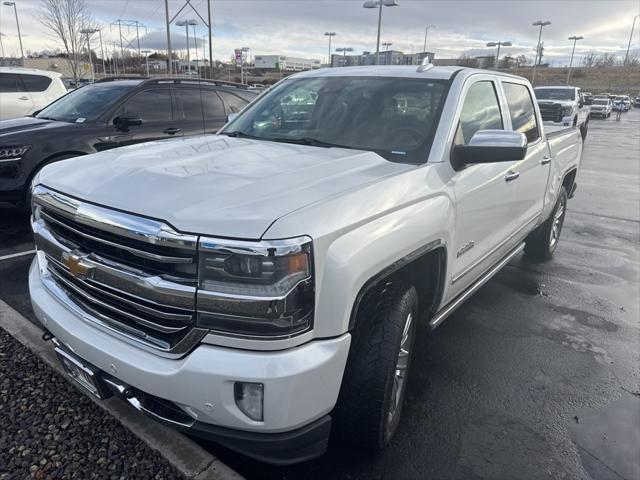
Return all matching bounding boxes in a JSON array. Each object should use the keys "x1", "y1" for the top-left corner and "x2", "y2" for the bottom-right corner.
[{"x1": 61, "y1": 251, "x2": 94, "y2": 279}]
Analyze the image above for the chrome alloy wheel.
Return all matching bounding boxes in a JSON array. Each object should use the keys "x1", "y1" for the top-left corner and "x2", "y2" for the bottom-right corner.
[
  {"x1": 549, "y1": 197, "x2": 566, "y2": 249},
  {"x1": 388, "y1": 312, "x2": 413, "y2": 424}
]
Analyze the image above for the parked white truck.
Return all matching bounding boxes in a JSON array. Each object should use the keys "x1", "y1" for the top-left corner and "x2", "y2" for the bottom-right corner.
[
  {"x1": 534, "y1": 86, "x2": 590, "y2": 140},
  {"x1": 29, "y1": 65, "x2": 583, "y2": 465}
]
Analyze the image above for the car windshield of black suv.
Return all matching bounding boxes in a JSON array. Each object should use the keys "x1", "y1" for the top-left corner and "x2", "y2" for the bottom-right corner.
[
  {"x1": 534, "y1": 88, "x2": 575, "y2": 101},
  {"x1": 221, "y1": 76, "x2": 448, "y2": 163},
  {"x1": 36, "y1": 81, "x2": 142, "y2": 123}
]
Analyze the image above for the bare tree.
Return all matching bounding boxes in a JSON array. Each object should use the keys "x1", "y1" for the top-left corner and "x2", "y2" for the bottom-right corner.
[
  {"x1": 515, "y1": 54, "x2": 529, "y2": 67},
  {"x1": 39, "y1": 0, "x2": 97, "y2": 82},
  {"x1": 456, "y1": 54, "x2": 479, "y2": 68},
  {"x1": 581, "y1": 51, "x2": 597, "y2": 68},
  {"x1": 594, "y1": 52, "x2": 617, "y2": 68}
]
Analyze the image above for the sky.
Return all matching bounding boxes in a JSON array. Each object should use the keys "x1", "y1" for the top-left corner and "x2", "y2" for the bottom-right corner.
[{"x1": 1, "y1": 0, "x2": 639, "y2": 66}]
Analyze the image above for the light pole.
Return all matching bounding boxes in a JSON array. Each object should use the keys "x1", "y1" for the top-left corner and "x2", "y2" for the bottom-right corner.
[
  {"x1": 624, "y1": 15, "x2": 640, "y2": 67},
  {"x1": 363, "y1": 0, "x2": 399, "y2": 65},
  {"x1": 531, "y1": 20, "x2": 551, "y2": 86},
  {"x1": 566, "y1": 35, "x2": 583, "y2": 84},
  {"x1": 176, "y1": 19, "x2": 197, "y2": 75},
  {"x1": 336, "y1": 47, "x2": 353, "y2": 67},
  {"x1": 486, "y1": 41, "x2": 512, "y2": 69},
  {"x1": 423, "y1": 24, "x2": 435, "y2": 53},
  {"x1": 97, "y1": 29, "x2": 106, "y2": 76},
  {"x1": 3, "y1": 2, "x2": 24, "y2": 60},
  {"x1": 80, "y1": 28, "x2": 99, "y2": 82},
  {"x1": 324, "y1": 32, "x2": 336, "y2": 67}
]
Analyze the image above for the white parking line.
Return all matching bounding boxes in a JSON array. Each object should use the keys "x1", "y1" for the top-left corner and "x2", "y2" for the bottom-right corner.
[{"x1": 0, "y1": 249, "x2": 36, "y2": 262}]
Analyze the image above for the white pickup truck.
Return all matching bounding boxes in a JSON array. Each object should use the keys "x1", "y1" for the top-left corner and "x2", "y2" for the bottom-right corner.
[
  {"x1": 28, "y1": 64, "x2": 582, "y2": 465},
  {"x1": 534, "y1": 86, "x2": 590, "y2": 140}
]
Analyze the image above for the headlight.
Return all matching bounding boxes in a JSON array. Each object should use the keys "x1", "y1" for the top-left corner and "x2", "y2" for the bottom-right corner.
[
  {"x1": 0, "y1": 145, "x2": 30, "y2": 162},
  {"x1": 562, "y1": 106, "x2": 573, "y2": 116},
  {"x1": 196, "y1": 236, "x2": 314, "y2": 338}
]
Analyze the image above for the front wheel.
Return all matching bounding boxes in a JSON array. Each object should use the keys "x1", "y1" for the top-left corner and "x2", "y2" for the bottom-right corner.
[
  {"x1": 335, "y1": 282, "x2": 419, "y2": 450},
  {"x1": 524, "y1": 186, "x2": 568, "y2": 260}
]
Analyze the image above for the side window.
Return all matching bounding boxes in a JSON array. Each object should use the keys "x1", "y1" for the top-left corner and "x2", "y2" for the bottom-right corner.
[
  {"x1": 502, "y1": 82, "x2": 540, "y2": 143},
  {"x1": 0, "y1": 73, "x2": 24, "y2": 93},
  {"x1": 454, "y1": 81, "x2": 503, "y2": 145},
  {"x1": 120, "y1": 89, "x2": 172, "y2": 122},
  {"x1": 199, "y1": 91, "x2": 226, "y2": 120},
  {"x1": 21, "y1": 75, "x2": 52, "y2": 92},
  {"x1": 218, "y1": 91, "x2": 248, "y2": 113},
  {"x1": 174, "y1": 88, "x2": 204, "y2": 121}
]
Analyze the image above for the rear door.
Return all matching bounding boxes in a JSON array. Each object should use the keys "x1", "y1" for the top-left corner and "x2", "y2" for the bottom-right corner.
[
  {"x1": 449, "y1": 76, "x2": 521, "y2": 297},
  {"x1": 107, "y1": 88, "x2": 180, "y2": 148},
  {"x1": 20, "y1": 74, "x2": 54, "y2": 113},
  {"x1": 0, "y1": 73, "x2": 34, "y2": 119},
  {"x1": 499, "y1": 81, "x2": 549, "y2": 233},
  {"x1": 173, "y1": 87, "x2": 206, "y2": 137}
]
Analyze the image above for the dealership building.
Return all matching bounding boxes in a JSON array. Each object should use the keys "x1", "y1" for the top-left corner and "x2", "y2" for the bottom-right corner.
[
  {"x1": 330, "y1": 50, "x2": 435, "y2": 68},
  {"x1": 254, "y1": 55, "x2": 321, "y2": 71}
]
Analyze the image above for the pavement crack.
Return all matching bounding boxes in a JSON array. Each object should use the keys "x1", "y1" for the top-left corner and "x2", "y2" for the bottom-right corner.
[{"x1": 574, "y1": 443, "x2": 628, "y2": 480}]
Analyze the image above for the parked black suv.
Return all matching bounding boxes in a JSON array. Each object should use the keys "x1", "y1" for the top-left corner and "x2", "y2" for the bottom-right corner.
[{"x1": 0, "y1": 77, "x2": 257, "y2": 206}]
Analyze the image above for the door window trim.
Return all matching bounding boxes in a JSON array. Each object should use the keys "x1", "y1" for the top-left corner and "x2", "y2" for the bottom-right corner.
[{"x1": 497, "y1": 79, "x2": 542, "y2": 146}]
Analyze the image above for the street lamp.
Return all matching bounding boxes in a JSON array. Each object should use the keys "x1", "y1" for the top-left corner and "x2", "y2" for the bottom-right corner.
[
  {"x1": 141, "y1": 49, "x2": 152, "y2": 76},
  {"x1": 624, "y1": 15, "x2": 640, "y2": 67},
  {"x1": 486, "y1": 41, "x2": 512, "y2": 69},
  {"x1": 363, "y1": 0, "x2": 399, "y2": 65},
  {"x1": 566, "y1": 35, "x2": 583, "y2": 84},
  {"x1": 423, "y1": 24, "x2": 436, "y2": 53},
  {"x1": 324, "y1": 32, "x2": 336, "y2": 67},
  {"x1": 3, "y1": 2, "x2": 24, "y2": 60},
  {"x1": 336, "y1": 47, "x2": 353, "y2": 67},
  {"x1": 80, "y1": 28, "x2": 100, "y2": 82},
  {"x1": 531, "y1": 20, "x2": 551, "y2": 86},
  {"x1": 176, "y1": 19, "x2": 197, "y2": 75}
]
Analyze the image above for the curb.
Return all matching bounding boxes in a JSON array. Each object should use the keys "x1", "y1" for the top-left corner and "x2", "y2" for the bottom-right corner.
[{"x1": 0, "y1": 298, "x2": 243, "y2": 480}]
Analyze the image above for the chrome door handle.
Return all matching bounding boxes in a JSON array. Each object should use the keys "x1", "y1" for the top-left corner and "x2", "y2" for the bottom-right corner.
[
  {"x1": 540, "y1": 156, "x2": 551, "y2": 165},
  {"x1": 504, "y1": 171, "x2": 520, "y2": 182}
]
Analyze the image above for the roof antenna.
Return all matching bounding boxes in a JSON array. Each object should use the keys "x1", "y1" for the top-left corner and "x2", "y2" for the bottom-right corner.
[{"x1": 416, "y1": 55, "x2": 433, "y2": 73}]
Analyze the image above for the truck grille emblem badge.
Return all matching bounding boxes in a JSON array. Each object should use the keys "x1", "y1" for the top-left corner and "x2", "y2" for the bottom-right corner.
[{"x1": 61, "y1": 251, "x2": 94, "y2": 280}]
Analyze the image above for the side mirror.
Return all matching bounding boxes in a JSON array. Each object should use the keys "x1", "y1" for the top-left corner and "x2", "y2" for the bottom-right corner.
[
  {"x1": 452, "y1": 130, "x2": 527, "y2": 168},
  {"x1": 113, "y1": 115, "x2": 142, "y2": 130},
  {"x1": 226, "y1": 112, "x2": 239, "y2": 123}
]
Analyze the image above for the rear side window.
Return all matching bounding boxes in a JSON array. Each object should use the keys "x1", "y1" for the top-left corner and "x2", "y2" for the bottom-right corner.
[
  {"x1": 454, "y1": 81, "x2": 503, "y2": 145},
  {"x1": 0, "y1": 73, "x2": 24, "y2": 93},
  {"x1": 122, "y1": 89, "x2": 173, "y2": 122},
  {"x1": 199, "y1": 91, "x2": 226, "y2": 120},
  {"x1": 502, "y1": 82, "x2": 540, "y2": 143},
  {"x1": 174, "y1": 88, "x2": 204, "y2": 121},
  {"x1": 21, "y1": 74, "x2": 52, "y2": 92}
]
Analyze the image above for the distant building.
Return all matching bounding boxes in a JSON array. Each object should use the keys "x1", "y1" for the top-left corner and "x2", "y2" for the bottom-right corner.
[
  {"x1": 254, "y1": 55, "x2": 321, "y2": 71},
  {"x1": 331, "y1": 51, "x2": 435, "y2": 68}
]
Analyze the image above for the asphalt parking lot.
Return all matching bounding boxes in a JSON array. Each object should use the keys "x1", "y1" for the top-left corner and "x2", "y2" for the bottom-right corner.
[{"x1": 1, "y1": 110, "x2": 639, "y2": 479}]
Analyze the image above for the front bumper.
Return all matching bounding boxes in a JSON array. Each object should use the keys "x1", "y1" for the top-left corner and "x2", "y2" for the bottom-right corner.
[{"x1": 29, "y1": 259, "x2": 351, "y2": 464}]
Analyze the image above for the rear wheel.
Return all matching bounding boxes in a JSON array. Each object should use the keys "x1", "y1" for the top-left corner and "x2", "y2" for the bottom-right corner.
[
  {"x1": 335, "y1": 282, "x2": 419, "y2": 450},
  {"x1": 524, "y1": 186, "x2": 568, "y2": 260}
]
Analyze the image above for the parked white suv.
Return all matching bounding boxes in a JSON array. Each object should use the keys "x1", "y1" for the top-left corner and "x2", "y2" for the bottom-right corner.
[
  {"x1": 29, "y1": 65, "x2": 583, "y2": 465},
  {"x1": 0, "y1": 67, "x2": 67, "y2": 120}
]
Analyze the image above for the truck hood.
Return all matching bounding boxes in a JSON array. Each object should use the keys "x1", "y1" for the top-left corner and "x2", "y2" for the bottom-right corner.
[
  {"x1": 537, "y1": 100, "x2": 574, "y2": 107},
  {"x1": 38, "y1": 135, "x2": 413, "y2": 239}
]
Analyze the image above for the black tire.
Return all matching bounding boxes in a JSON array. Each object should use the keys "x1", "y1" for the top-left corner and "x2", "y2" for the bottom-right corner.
[
  {"x1": 335, "y1": 282, "x2": 419, "y2": 450},
  {"x1": 580, "y1": 119, "x2": 589, "y2": 141},
  {"x1": 524, "y1": 186, "x2": 568, "y2": 260}
]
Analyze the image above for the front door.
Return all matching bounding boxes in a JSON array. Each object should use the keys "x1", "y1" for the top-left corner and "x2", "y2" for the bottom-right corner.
[
  {"x1": 105, "y1": 88, "x2": 181, "y2": 149},
  {"x1": 449, "y1": 78, "x2": 521, "y2": 298}
]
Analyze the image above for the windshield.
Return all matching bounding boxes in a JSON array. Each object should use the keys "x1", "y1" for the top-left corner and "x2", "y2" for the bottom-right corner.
[
  {"x1": 593, "y1": 99, "x2": 609, "y2": 105},
  {"x1": 534, "y1": 88, "x2": 575, "y2": 101},
  {"x1": 36, "y1": 82, "x2": 139, "y2": 123},
  {"x1": 221, "y1": 76, "x2": 449, "y2": 163}
]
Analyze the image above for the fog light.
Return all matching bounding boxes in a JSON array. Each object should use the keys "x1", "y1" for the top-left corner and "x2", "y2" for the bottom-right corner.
[{"x1": 234, "y1": 382, "x2": 264, "y2": 421}]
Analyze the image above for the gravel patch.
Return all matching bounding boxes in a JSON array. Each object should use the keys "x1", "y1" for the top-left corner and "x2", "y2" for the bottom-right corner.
[{"x1": 0, "y1": 329, "x2": 185, "y2": 480}]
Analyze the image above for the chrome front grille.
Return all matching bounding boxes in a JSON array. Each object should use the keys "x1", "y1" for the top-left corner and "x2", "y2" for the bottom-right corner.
[
  {"x1": 32, "y1": 185, "x2": 206, "y2": 357},
  {"x1": 538, "y1": 103, "x2": 563, "y2": 123}
]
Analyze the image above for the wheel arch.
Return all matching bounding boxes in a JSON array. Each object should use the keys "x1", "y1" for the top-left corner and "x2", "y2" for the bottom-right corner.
[
  {"x1": 21, "y1": 150, "x2": 88, "y2": 204},
  {"x1": 348, "y1": 241, "x2": 447, "y2": 331}
]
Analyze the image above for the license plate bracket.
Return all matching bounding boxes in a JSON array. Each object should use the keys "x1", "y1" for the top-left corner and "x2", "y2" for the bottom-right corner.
[{"x1": 55, "y1": 346, "x2": 106, "y2": 400}]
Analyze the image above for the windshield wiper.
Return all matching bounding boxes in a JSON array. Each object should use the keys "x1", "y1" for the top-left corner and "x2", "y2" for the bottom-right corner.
[
  {"x1": 269, "y1": 137, "x2": 356, "y2": 149},
  {"x1": 219, "y1": 131, "x2": 261, "y2": 139}
]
